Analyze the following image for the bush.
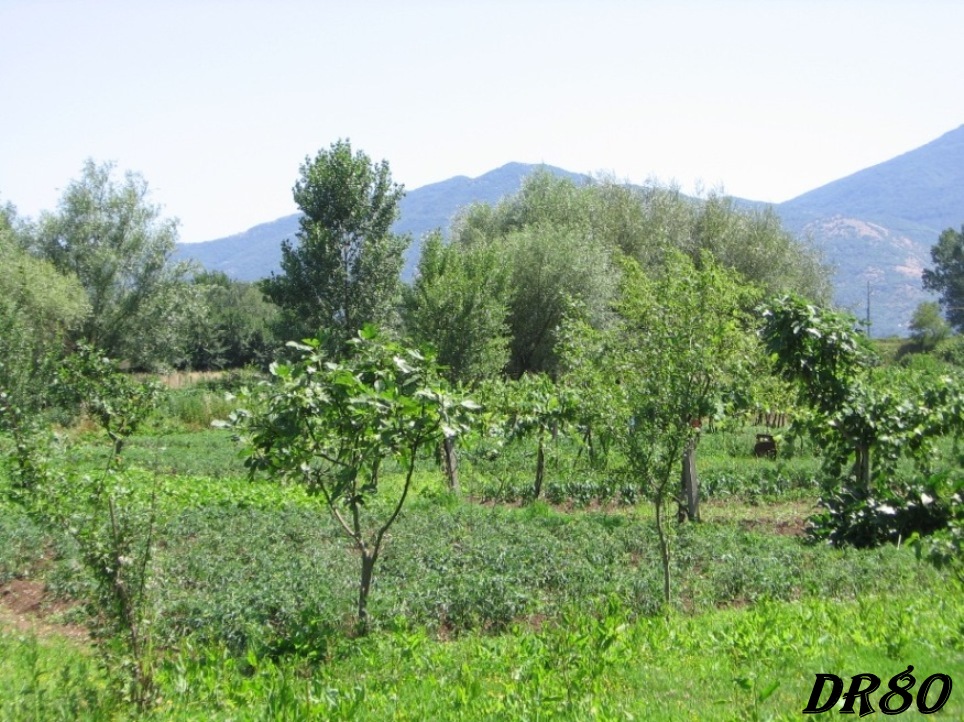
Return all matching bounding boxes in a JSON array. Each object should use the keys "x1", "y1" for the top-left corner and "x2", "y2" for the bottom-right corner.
[
  {"x1": 155, "y1": 388, "x2": 241, "y2": 430},
  {"x1": 807, "y1": 473, "x2": 956, "y2": 548},
  {"x1": 899, "y1": 351, "x2": 950, "y2": 374},
  {"x1": 934, "y1": 334, "x2": 964, "y2": 367}
]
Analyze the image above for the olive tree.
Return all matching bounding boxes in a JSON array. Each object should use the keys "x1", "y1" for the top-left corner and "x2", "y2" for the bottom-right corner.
[
  {"x1": 502, "y1": 225, "x2": 616, "y2": 376},
  {"x1": 449, "y1": 170, "x2": 828, "y2": 378},
  {"x1": 231, "y1": 327, "x2": 477, "y2": 631},
  {"x1": 688, "y1": 194, "x2": 832, "y2": 304}
]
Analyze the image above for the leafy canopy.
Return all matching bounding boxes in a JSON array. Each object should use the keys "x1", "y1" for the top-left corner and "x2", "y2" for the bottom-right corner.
[
  {"x1": 908, "y1": 300, "x2": 951, "y2": 351},
  {"x1": 761, "y1": 295, "x2": 964, "y2": 492},
  {"x1": 231, "y1": 326, "x2": 478, "y2": 628},
  {"x1": 922, "y1": 224, "x2": 964, "y2": 332},
  {"x1": 608, "y1": 253, "x2": 760, "y2": 476},
  {"x1": 562, "y1": 252, "x2": 760, "y2": 604},
  {"x1": 447, "y1": 170, "x2": 829, "y2": 376},
  {"x1": 262, "y1": 140, "x2": 407, "y2": 347},
  {"x1": 33, "y1": 160, "x2": 200, "y2": 369},
  {"x1": 403, "y1": 231, "x2": 510, "y2": 384},
  {"x1": 760, "y1": 295, "x2": 873, "y2": 414},
  {"x1": 0, "y1": 201, "x2": 89, "y2": 418}
]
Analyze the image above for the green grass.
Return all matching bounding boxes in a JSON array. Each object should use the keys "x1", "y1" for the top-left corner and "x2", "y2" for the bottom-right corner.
[
  {"x1": 4, "y1": 588, "x2": 962, "y2": 721},
  {"x1": 0, "y1": 632, "x2": 113, "y2": 722},
  {"x1": 62, "y1": 429, "x2": 250, "y2": 479}
]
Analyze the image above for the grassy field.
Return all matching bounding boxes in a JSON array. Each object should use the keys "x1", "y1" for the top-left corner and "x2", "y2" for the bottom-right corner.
[{"x1": 1, "y1": 399, "x2": 962, "y2": 720}]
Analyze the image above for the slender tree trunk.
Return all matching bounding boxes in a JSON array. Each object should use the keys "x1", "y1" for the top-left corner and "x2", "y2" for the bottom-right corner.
[
  {"x1": 533, "y1": 431, "x2": 545, "y2": 499},
  {"x1": 357, "y1": 550, "x2": 376, "y2": 634},
  {"x1": 442, "y1": 436, "x2": 459, "y2": 493},
  {"x1": 108, "y1": 430, "x2": 126, "y2": 458},
  {"x1": 352, "y1": 451, "x2": 418, "y2": 635},
  {"x1": 853, "y1": 444, "x2": 871, "y2": 490},
  {"x1": 583, "y1": 426, "x2": 596, "y2": 466},
  {"x1": 654, "y1": 499, "x2": 671, "y2": 609},
  {"x1": 680, "y1": 437, "x2": 700, "y2": 522}
]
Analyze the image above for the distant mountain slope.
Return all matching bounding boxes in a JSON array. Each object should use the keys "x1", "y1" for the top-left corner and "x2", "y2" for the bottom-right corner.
[
  {"x1": 774, "y1": 125, "x2": 964, "y2": 335},
  {"x1": 175, "y1": 214, "x2": 300, "y2": 280},
  {"x1": 779, "y1": 125, "x2": 964, "y2": 232},
  {"x1": 175, "y1": 162, "x2": 586, "y2": 282},
  {"x1": 176, "y1": 126, "x2": 964, "y2": 337}
]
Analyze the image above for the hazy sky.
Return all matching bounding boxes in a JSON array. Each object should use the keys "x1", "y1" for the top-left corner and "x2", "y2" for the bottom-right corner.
[{"x1": 2, "y1": 0, "x2": 963, "y2": 242}]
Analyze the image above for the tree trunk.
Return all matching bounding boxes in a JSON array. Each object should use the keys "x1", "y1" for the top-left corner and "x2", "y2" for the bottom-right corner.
[
  {"x1": 853, "y1": 444, "x2": 871, "y2": 490},
  {"x1": 680, "y1": 437, "x2": 700, "y2": 522},
  {"x1": 533, "y1": 432, "x2": 545, "y2": 499},
  {"x1": 583, "y1": 426, "x2": 596, "y2": 466},
  {"x1": 442, "y1": 436, "x2": 459, "y2": 493},
  {"x1": 654, "y1": 499, "x2": 671, "y2": 609},
  {"x1": 357, "y1": 551, "x2": 376, "y2": 634}
]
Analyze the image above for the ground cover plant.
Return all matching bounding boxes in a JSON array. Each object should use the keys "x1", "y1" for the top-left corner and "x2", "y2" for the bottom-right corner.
[
  {"x1": 4, "y1": 416, "x2": 964, "y2": 719},
  {"x1": 3, "y1": 582, "x2": 963, "y2": 721}
]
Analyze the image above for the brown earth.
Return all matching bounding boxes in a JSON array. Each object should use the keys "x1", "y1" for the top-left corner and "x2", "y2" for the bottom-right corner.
[{"x1": 0, "y1": 579, "x2": 89, "y2": 643}]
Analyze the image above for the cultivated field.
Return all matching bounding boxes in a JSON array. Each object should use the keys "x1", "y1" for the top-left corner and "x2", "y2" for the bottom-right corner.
[{"x1": 2, "y1": 384, "x2": 962, "y2": 720}]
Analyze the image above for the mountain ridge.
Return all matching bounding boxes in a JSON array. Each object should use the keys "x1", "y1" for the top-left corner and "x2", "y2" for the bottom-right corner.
[{"x1": 780, "y1": 124, "x2": 964, "y2": 231}]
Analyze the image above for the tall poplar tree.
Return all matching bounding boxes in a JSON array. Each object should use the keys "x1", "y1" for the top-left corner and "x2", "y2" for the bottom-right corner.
[{"x1": 262, "y1": 139, "x2": 407, "y2": 346}]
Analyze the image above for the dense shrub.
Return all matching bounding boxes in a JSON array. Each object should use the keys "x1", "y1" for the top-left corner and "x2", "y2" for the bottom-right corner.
[
  {"x1": 934, "y1": 334, "x2": 964, "y2": 367},
  {"x1": 807, "y1": 473, "x2": 957, "y2": 548}
]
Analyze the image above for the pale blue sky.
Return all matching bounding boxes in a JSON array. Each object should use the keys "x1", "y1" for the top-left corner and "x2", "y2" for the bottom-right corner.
[{"x1": 2, "y1": 0, "x2": 963, "y2": 242}]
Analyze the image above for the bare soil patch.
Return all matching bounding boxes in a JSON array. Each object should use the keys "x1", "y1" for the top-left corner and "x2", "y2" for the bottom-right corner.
[{"x1": 0, "y1": 579, "x2": 89, "y2": 643}]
